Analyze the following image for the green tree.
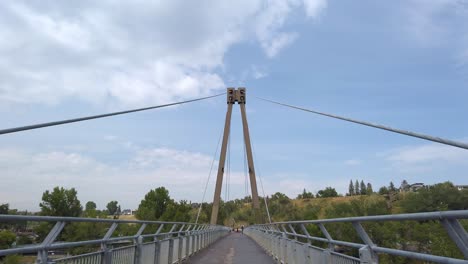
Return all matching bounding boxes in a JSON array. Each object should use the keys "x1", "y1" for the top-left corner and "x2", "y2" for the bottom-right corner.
[
  {"x1": 360, "y1": 180, "x2": 367, "y2": 195},
  {"x1": 355, "y1": 180, "x2": 360, "y2": 195},
  {"x1": 400, "y1": 182, "x2": 468, "y2": 213},
  {"x1": 136, "y1": 187, "x2": 172, "y2": 220},
  {"x1": 297, "y1": 189, "x2": 314, "y2": 199},
  {"x1": 348, "y1": 180, "x2": 355, "y2": 196},
  {"x1": 378, "y1": 186, "x2": 389, "y2": 195},
  {"x1": 106, "y1": 201, "x2": 119, "y2": 215},
  {"x1": 84, "y1": 201, "x2": 97, "y2": 217},
  {"x1": 366, "y1": 183, "x2": 373, "y2": 194},
  {"x1": 0, "y1": 230, "x2": 16, "y2": 249},
  {"x1": 40, "y1": 187, "x2": 82, "y2": 217},
  {"x1": 2, "y1": 255, "x2": 20, "y2": 264},
  {"x1": 85, "y1": 201, "x2": 97, "y2": 212},
  {"x1": 401, "y1": 180, "x2": 409, "y2": 192},
  {"x1": 316, "y1": 187, "x2": 338, "y2": 198},
  {"x1": 0, "y1": 204, "x2": 8, "y2": 214},
  {"x1": 389, "y1": 181, "x2": 396, "y2": 192},
  {"x1": 270, "y1": 192, "x2": 290, "y2": 204}
]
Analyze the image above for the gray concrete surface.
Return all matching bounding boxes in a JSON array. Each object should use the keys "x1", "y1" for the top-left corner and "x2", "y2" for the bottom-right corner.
[{"x1": 187, "y1": 232, "x2": 275, "y2": 264}]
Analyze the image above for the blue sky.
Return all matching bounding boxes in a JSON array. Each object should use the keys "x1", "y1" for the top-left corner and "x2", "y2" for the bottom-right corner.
[{"x1": 1, "y1": 0, "x2": 468, "y2": 211}]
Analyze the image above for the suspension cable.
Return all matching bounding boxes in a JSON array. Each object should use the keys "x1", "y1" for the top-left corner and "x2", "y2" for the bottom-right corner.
[
  {"x1": 0, "y1": 93, "x2": 225, "y2": 135},
  {"x1": 256, "y1": 96, "x2": 468, "y2": 150},
  {"x1": 227, "y1": 131, "x2": 231, "y2": 201},
  {"x1": 195, "y1": 124, "x2": 223, "y2": 224},
  {"x1": 243, "y1": 140, "x2": 249, "y2": 197},
  {"x1": 250, "y1": 134, "x2": 272, "y2": 223}
]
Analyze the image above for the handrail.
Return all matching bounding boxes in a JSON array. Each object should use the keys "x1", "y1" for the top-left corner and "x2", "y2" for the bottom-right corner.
[
  {"x1": 256, "y1": 209, "x2": 468, "y2": 225},
  {"x1": 0, "y1": 214, "x2": 229, "y2": 264},
  {"x1": 246, "y1": 210, "x2": 468, "y2": 264}
]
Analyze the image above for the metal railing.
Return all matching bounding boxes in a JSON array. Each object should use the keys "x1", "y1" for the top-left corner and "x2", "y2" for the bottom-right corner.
[
  {"x1": 0, "y1": 215, "x2": 229, "y2": 264},
  {"x1": 245, "y1": 210, "x2": 468, "y2": 264}
]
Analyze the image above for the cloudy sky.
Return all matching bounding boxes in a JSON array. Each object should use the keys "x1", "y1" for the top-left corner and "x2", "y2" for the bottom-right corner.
[{"x1": 1, "y1": 0, "x2": 468, "y2": 211}]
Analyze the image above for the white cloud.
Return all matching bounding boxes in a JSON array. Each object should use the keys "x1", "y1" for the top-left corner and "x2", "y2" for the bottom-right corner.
[
  {"x1": 0, "y1": 1, "x2": 327, "y2": 106},
  {"x1": 403, "y1": 0, "x2": 468, "y2": 62},
  {"x1": 0, "y1": 146, "x2": 216, "y2": 211},
  {"x1": 0, "y1": 145, "x2": 255, "y2": 211},
  {"x1": 303, "y1": 0, "x2": 327, "y2": 17},
  {"x1": 386, "y1": 144, "x2": 468, "y2": 164},
  {"x1": 251, "y1": 65, "x2": 268, "y2": 79},
  {"x1": 383, "y1": 142, "x2": 468, "y2": 173},
  {"x1": 263, "y1": 32, "x2": 298, "y2": 58}
]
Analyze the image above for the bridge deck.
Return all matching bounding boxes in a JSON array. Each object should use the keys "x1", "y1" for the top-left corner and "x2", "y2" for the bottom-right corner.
[{"x1": 187, "y1": 232, "x2": 275, "y2": 264}]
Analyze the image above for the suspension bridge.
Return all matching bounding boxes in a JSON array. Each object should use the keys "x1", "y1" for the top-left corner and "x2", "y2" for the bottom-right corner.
[{"x1": 0, "y1": 88, "x2": 467, "y2": 264}]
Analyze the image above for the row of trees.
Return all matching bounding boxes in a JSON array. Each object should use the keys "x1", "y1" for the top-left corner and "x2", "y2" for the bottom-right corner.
[
  {"x1": 348, "y1": 180, "x2": 373, "y2": 196},
  {"x1": 38, "y1": 187, "x2": 125, "y2": 218},
  {"x1": 296, "y1": 187, "x2": 340, "y2": 199},
  {"x1": 2, "y1": 181, "x2": 468, "y2": 262}
]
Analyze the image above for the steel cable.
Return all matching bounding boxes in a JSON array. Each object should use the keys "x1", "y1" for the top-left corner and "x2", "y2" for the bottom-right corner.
[
  {"x1": 255, "y1": 96, "x2": 468, "y2": 150},
  {"x1": 0, "y1": 93, "x2": 225, "y2": 135},
  {"x1": 195, "y1": 123, "x2": 224, "y2": 224}
]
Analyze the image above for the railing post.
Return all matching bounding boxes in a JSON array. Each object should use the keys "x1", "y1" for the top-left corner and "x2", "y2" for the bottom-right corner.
[
  {"x1": 353, "y1": 222, "x2": 378, "y2": 264},
  {"x1": 134, "y1": 236, "x2": 144, "y2": 264},
  {"x1": 441, "y1": 218, "x2": 468, "y2": 259},
  {"x1": 185, "y1": 225, "x2": 192, "y2": 258},
  {"x1": 191, "y1": 227, "x2": 198, "y2": 255},
  {"x1": 359, "y1": 245, "x2": 377, "y2": 264},
  {"x1": 37, "y1": 221, "x2": 65, "y2": 264},
  {"x1": 101, "y1": 223, "x2": 118, "y2": 264},
  {"x1": 176, "y1": 224, "x2": 185, "y2": 263},
  {"x1": 134, "y1": 224, "x2": 147, "y2": 264},
  {"x1": 153, "y1": 238, "x2": 161, "y2": 264},
  {"x1": 168, "y1": 238, "x2": 174, "y2": 264},
  {"x1": 153, "y1": 224, "x2": 164, "y2": 264},
  {"x1": 317, "y1": 223, "x2": 334, "y2": 251},
  {"x1": 281, "y1": 233, "x2": 288, "y2": 264}
]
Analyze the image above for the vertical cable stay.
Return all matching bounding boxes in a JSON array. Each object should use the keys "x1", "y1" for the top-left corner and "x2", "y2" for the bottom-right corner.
[
  {"x1": 255, "y1": 96, "x2": 468, "y2": 151},
  {"x1": 243, "y1": 141, "x2": 249, "y2": 197},
  {"x1": 195, "y1": 126, "x2": 223, "y2": 224},
  {"x1": 250, "y1": 135, "x2": 272, "y2": 224}
]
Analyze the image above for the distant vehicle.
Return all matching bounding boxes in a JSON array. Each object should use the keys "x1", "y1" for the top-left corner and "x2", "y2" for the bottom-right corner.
[{"x1": 122, "y1": 209, "x2": 132, "y2": 215}]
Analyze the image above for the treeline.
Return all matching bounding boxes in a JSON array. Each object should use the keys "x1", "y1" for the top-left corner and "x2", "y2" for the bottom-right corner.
[
  {"x1": 1, "y1": 182, "x2": 468, "y2": 263},
  {"x1": 347, "y1": 179, "x2": 373, "y2": 195},
  {"x1": 0, "y1": 186, "x2": 195, "y2": 257}
]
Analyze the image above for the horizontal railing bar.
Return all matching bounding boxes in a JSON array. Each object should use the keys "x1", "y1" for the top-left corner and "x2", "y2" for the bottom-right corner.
[
  {"x1": 0, "y1": 214, "x2": 197, "y2": 225},
  {"x1": 0, "y1": 246, "x2": 42, "y2": 256},
  {"x1": 330, "y1": 251, "x2": 361, "y2": 261},
  {"x1": 55, "y1": 251, "x2": 102, "y2": 261},
  {"x1": 259, "y1": 210, "x2": 468, "y2": 225},
  {"x1": 372, "y1": 246, "x2": 468, "y2": 264},
  {"x1": 111, "y1": 245, "x2": 136, "y2": 251},
  {"x1": 260, "y1": 228, "x2": 364, "y2": 248},
  {"x1": 247, "y1": 210, "x2": 468, "y2": 263}
]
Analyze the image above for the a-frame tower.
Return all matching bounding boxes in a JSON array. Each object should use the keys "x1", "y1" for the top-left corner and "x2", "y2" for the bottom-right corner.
[{"x1": 210, "y1": 87, "x2": 261, "y2": 225}]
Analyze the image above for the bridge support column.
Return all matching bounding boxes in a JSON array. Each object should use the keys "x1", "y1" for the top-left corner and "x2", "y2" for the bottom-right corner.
[{"x1": 210, "y1": 87, "x2": 261, "y2": 225}]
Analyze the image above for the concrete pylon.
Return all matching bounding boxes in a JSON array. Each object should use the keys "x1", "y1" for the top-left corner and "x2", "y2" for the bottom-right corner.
[{"x1": 210, "y1": 88, "x2": 261, "y2": 225}]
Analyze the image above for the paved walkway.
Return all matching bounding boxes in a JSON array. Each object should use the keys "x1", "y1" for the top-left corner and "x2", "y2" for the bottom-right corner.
[{"x1": 187, "y1": 232, "x2": 275, "y2": 264}]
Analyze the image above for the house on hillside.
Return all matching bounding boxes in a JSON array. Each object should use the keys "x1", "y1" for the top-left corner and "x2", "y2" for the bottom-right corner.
[
  {"x1": 456, "y1": 185, "x2": 468, "y2": 191},
  {"x1": 409, "y1": 183, "x2": 425, "y2": 192}
]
